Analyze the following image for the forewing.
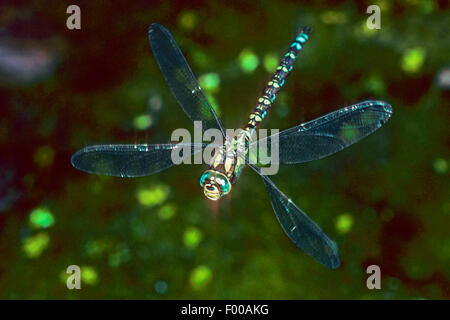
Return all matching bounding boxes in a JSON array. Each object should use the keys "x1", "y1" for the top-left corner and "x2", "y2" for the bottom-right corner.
[
  {"x1": 148, "y1": 23, "x2": 226, "y2": 137},
  {"x1": 71, "y1": 143, "x2": 207, "y2": 178}
]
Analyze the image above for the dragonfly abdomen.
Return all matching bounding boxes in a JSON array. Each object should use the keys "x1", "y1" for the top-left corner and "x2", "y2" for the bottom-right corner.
[{"x1": 245, "y1": 27, "x2": 312, "y2": 134}]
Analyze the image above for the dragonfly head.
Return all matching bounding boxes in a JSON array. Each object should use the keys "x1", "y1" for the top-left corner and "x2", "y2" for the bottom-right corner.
[{"x1": 200, "y1": 170, "x2": 231, "y2": 201}]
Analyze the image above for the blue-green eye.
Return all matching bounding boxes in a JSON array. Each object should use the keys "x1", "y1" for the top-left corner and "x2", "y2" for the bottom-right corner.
[
  {"x1": 200, "y1": 171, "x2": 212, "y2": 186},
  {"x1": 215, "y1": 176, "x2": 230, "y2": 194},
  {"x1": 221, "y1": 179, "x2": 230, "y2": 193},
  {"x1": 200, "y1": 171, "x2": 231, "y2": 195}
]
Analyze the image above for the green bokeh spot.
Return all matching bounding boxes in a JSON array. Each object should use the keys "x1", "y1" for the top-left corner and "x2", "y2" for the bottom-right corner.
[
  {"x1": 190, "y1": 265, "x2": 212, "y2": 289},
  {"x1": 108, "y1": 244, "x2": 131, "y2": 268},
  {"x1": 401, "y1": 48, "x2": 426, "y2": 73},
  {"x1": 335, "y1": 213, "x2": 354, "y2": 234},
  {"x1": 81, "y1": 266, "x2": 99, "y2": 285},
  {"x1": 364, "y1": 74, "x2": 386, "y2": 95},
  {"x1": 178, "y1": 11, "x2": 198, "y2": 30},
  {"x1": 320, "y1": 10, "x2": 347, "y2": 24},
  {"x1": 158, "y1": 203, "x2": 177, "y2": 220},
  {"x1": 405, "y1": 262, "x2": 427, "y2": 280},
  {"x1": 239, "y1": 49, "x2": 259, "y2": 73},
  {"x1": 199, "y1": 73, "x2": 220, "y2": 92},
  {"x1": 432, "y1": 158, "x2": 447, "y2": 175},
  {"x1": 183, "y1": 227, "x2": 203, "y2": 249},
  {"x1": 137, "y1": 185, "x2": 169, "y2": 207},
  {"x1": 192, "y1": 50, "x2": 210, "y2": 69},
  {"x1": 85, "y1": 239, "x2": 110, "y2": 258},
  {"x1": 23, "y1": 232, "x2": 50, "y2": 258},
  {"x1": 133, "y1": 114, "x2": 153, "y2": 130},
  {"x1": 263, "y1": 53, "x2": 278, "y2": 73},
  {"x1": 33, "y1": 145, "x2": 55, "y2": 167},
  {"x1": 29, "y1": 207, "x2": 55, "y2": 229}
]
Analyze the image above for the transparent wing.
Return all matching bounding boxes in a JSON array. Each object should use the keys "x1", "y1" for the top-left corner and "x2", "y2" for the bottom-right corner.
[
  {"x1": 249, "y1": 164, "x2": 341, "y2": 269},
  {"x1": 148, "y1": 23, "x2": 226, "y2": 137},
  {"x1": 251, "y1": 100, "x2": 392, "y2": 164},
  {"x1": 71, "y1": 143, "x2": 209, "y2": 178}
]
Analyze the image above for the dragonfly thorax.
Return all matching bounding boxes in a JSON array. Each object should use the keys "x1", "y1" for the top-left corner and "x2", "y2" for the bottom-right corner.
[{"x1": 199, "y1": 131, "x2": 250, "y2": 200}]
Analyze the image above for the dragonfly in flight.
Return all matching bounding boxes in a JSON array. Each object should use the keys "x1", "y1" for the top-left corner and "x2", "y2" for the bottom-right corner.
[{"x1": 71, "y1": 23, "x2": 392, "y2": 269}]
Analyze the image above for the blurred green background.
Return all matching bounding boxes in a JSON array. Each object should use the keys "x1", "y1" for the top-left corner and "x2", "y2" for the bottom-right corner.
[{"x1": 0, "y1": 0, "x2": 448, "y2": 299}]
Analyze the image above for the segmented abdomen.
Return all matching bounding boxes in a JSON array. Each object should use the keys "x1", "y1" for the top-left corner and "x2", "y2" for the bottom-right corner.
[{"x1": 245, "y1": 27, "x2": 312, "y2": 134}]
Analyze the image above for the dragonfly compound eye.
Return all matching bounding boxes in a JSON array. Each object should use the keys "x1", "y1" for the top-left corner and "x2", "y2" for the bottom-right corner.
[{"x1": 200, "y1": 170, "x2": 231, "y2": 200}]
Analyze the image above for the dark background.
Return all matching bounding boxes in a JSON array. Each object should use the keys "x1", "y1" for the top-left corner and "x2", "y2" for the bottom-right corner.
[{"x1": 0, "y1": 0, "x2": 448, "y2": 299}]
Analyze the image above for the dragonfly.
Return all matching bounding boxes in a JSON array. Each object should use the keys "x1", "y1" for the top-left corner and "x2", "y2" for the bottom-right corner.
[{"x1": 71, "y1": 23, "x2": 393, "y2": 269}]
